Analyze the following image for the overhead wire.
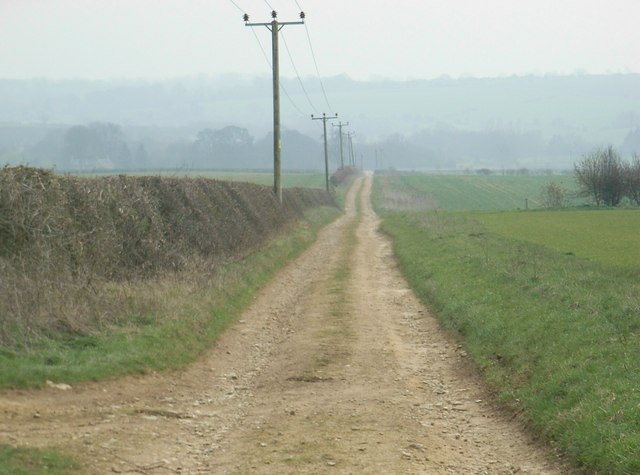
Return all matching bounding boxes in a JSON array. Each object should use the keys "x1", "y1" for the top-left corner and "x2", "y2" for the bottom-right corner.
[
  {"x1": 281, "y1": 30, "x2": 320, "y2": 114},
  {"x1": 227, "y1": 0, "x2": 311, "y2": 118},
  {"x1": 226, "y1": 0, "x2": 245, "y2": 14},
  {"x1": 292, "y1": 0, "x2": 334, "y2": 114},
  {"x1": 249, "y1": 26, "x2": 271, "y2": 68},
  {"x1": 249, "y1": 24, "x2": 308, "y2": 117},
  {"x1": 254, "y1": 0, "x2": 332, "y2": 117},
  {"x1": 281, "y1": 83, "x2": 310, "y2": 117},
  {"x1": 263, "y1": 0, "x2": 275, "y2": 11}
]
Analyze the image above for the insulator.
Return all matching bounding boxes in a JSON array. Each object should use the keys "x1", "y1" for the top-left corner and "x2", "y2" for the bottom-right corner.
[
  {"x1": 243, "y1": 13, "x2": 249, "y2": 22},
  {"x1": 300, "y1": 11, "x2": 306, "y2": 19},
  {"x1": 271, "y1": 10, "x2": 277, "y2": 18}
]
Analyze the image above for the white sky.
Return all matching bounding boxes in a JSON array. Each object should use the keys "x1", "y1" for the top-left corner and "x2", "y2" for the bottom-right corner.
[{"x1": 1, "y1": 0, "x2": 639, "y2": 81}]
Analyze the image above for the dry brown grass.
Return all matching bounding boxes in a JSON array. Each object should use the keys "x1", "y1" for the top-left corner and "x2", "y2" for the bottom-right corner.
[{"x1": 0, "y1": 166, "x2": 335, "y2": 348}]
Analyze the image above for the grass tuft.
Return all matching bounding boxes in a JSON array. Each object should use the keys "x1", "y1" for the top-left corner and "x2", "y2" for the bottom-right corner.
[{"x1": 0, "y1": 445, "x2": 79, "y2": 475}]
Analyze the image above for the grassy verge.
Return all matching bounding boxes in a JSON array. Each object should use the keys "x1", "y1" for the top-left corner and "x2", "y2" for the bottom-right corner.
[
  {"x1": 0, "y1": 205, "x2": 341, "y2": 389},
  {"x1": 378, "y1": 209, "x2": 640, "y2": 473},
  {"x1": 0, "y1": 445, "x2": 78, "y2": 475},
  {"x1": 303, "y1": 180, "x2": 362, "y2": 381}
]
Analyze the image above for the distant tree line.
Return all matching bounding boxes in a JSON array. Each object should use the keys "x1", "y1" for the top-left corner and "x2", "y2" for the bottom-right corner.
[
  {"x1": 27, "y1": 122, "x2": 148, "y2": 170},
  {"x1": 19, "y1": 123, "x2": 325, "y2": 171},
  {"x1": 179, "y1": 125, "x2": 324, "y2": 170},
  {"x1": 372, "y1": 126, "x2": 595, "y2": 170},
  {"x1": 3, "y1": 121, "x2": 640, "y2": 173},
  {"x1": 574, "y1": 146, "x2": 640, "y2": 206}
]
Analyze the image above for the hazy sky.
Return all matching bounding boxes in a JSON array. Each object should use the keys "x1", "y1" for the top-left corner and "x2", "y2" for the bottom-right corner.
[{"x1": 1, "y1": 0, "x2": 639, "y2": 81}]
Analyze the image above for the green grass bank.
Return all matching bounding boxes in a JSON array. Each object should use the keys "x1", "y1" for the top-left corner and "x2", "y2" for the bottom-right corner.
[{"x1": 374, "y1": 173, "x2": 640, "y2": 473}]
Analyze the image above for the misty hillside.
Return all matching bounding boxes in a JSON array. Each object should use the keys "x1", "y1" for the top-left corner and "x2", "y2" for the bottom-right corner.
[{"x1": 1, "y1": 74, "x2": 639, "y2": 171}]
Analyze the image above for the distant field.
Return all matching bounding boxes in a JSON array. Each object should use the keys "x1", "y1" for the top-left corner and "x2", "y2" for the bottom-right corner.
[
  {"x1": 375, "y1": 172, "x2": 636, "y2": 268},
  {"x1": 472, "y1": 209, "x2": 640, "y2": 268},
  {"x1": 72, "y1": 170, "x2": 327, "y2": 189},
  {"x1": 376, "y1": 172, "x2": 583, "y2": 210}
]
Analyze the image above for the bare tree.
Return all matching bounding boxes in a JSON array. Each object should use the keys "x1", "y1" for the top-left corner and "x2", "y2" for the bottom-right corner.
[
  {"x1": 574, "y1": 146, "x2": 625, "y2": 206},
  {"x1": 625, "y1": 154, "x2": 640, "y2": 205},
  {"x1": 539, "y1": 181, "x2": 567, "y2": 208}
]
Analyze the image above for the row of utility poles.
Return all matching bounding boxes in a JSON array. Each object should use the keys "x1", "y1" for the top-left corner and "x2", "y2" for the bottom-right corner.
[
  {"x1": 244, "y1": 10, "x2": 356, "y2": 201},
  {"x1": 311, "y1": 113, "x2": 337, "y2": 192}
]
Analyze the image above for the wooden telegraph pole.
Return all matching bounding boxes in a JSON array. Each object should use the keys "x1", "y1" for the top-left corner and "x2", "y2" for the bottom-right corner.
[
  {"x1": 346, "y1": 131, "x2": 356, "y2": 167},
  {"x1": 245, "y1": 10, "x2": 305, "y2": 203},
  {"x1": 332, "y1": 121, "x2": 349, "y2": 169},
  {"x1": 312, "y1": 113, "x2": 338, "y2": 191}
]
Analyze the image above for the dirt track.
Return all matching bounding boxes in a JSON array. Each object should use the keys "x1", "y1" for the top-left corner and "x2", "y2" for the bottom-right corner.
[{"x1": 0, "y1": 174, "x2": 568, "y2": 474}]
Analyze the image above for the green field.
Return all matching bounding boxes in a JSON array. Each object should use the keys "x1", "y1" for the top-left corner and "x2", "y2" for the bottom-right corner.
[
  {"x1": 471, "y1": 209, "x2": 640, "y2": 268},
  {"x1": 376, "y1": 172, "x2": 583, "y2": 210},
  {"x1": 375, "y1": 171, "x2": 638, "y2": 267},
  {"x1": 374, "y1": 172, "x2": 640, "y2": 473}
]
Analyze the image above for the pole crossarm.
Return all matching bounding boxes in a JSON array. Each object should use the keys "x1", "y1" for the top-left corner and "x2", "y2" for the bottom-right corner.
[{"x1": 245, "y1": 21, "x2": 305, "y2": 29}]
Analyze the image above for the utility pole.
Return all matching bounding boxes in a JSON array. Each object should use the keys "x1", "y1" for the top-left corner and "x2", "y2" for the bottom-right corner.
[
  {"x1": 332, "y1": 121, "x2": 349, "y2": 169},
  {"x1": 346, "y1": 131, "x2": 356, "y2": 168},
  {"x1": 245, "y1": 10, "x2": 305, "y2": 203},
  {"x1": 312, "y1": 113, "x2": 338, "y2": 192}
]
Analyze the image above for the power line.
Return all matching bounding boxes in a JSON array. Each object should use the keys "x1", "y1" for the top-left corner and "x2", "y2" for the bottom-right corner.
[
  {"x1": 304, "y1": 26, "x2": 333, "y2": 113},
  {"x1": 281, "y1": 30, "x2": 319, "y2": 114},
  {"x1": 227, "y1": 0, "x2": 245, "y2": 14},
  {"x1": 249, "y1": 27, "x2": 271, "y2": 67},
  {"x1": 292, "y1": 0, "x2": 334, "y2": 113},
  {"x1": 229, "y1": 1, "x2": 313, "y2": 118},
  {"x1": 249, "y1": 25, "x2": 307, "y2": 117},
  {"x1": 282, "y1": 84, "x2": 309, "y2": 117}
]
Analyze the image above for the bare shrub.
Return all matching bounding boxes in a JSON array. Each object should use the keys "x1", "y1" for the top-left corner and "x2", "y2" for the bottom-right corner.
[
  {"x1": 625, "y1": 154, "x2": 640, "y2": 205},
  {"x1": 330, "y1": 167, "x2": 360, "y2": 187},
  {"x1": 574, "y1": 146, "x2": 625, "y2": 206},
  {"x1": 539, "y1": 181, "x2": 567, "y2": 208},
  {"x1": 378, "y1": 189, "x2": 438, "y2": 211}
]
